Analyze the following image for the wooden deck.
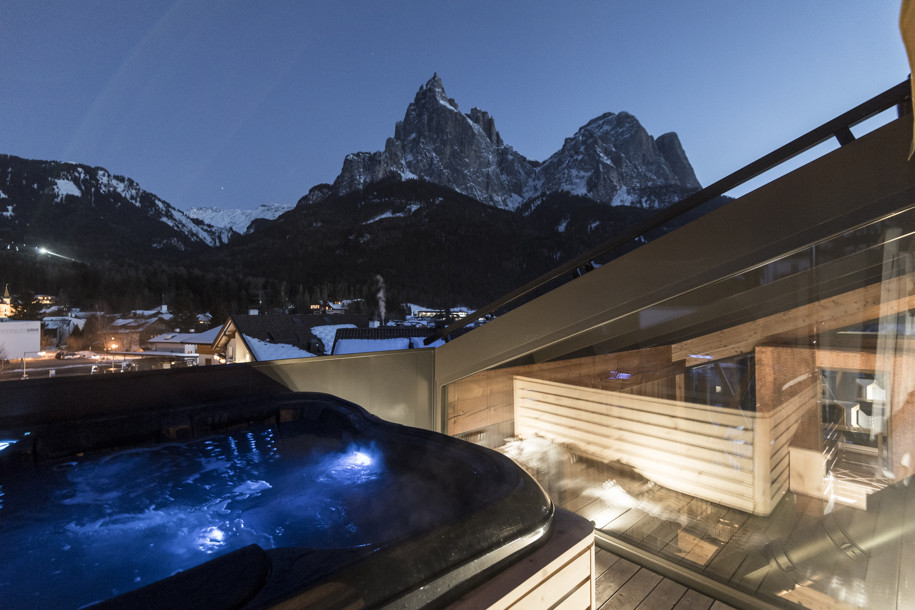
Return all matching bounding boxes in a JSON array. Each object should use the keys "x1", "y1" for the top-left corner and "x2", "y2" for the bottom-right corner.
[
  {"x1": 502, "y1": 438, "x2": 913, "y2": 609},
  {"x1": 595, "y1": 547, "x2": 735, "y2": 610}
]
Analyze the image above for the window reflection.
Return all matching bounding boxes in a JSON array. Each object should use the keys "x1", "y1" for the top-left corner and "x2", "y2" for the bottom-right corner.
[{"x1": 448, "y1": 204, "x2": 915, "y2": 608}]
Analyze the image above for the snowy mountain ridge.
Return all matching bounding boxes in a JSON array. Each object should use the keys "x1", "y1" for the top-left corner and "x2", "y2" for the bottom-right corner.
[
  {"x1": 0, "y1": 155, "x2": 228, "y2": 252},
  {"x1": 324, "y1": 74, "x2": 700, "y2": 211},
  {"x1": 186, "y1": 203, "x2": 294, "y2": 235}
]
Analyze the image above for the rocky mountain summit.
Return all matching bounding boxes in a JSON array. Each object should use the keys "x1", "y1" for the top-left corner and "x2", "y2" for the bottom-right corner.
[{"x1": 326, "y1": 74, "x2": 700, "y2": 210}]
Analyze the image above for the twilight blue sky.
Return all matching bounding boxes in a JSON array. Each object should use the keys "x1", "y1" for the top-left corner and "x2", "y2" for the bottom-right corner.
[{"x1": 0, "y1": 1, "x2": 908, "y2": 211}]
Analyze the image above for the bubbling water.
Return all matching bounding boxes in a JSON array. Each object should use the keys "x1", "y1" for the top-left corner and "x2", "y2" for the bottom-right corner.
[{"x1": 0, "y1": 427, "x2": 390, "y2": 609}]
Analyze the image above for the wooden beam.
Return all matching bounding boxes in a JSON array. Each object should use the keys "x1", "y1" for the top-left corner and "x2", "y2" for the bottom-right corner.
[{"x1": 673, "y1": 275, "x2": 915, "y2": 366}]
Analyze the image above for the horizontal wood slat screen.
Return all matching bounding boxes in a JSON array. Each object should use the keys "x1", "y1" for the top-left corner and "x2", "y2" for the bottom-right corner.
[{"x1": 514, "y1": 375, "x2": 813, "y2": 515}]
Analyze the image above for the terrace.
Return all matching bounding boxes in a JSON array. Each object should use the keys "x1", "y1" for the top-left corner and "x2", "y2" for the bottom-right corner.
[{"x1": 2, "y1": 80, "x2": 913, "y2": 608}]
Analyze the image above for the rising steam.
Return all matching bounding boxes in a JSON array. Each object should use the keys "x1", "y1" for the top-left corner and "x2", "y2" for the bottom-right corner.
[{"x1": 375, "y1": 274, "x2": 386, "y2": 323}]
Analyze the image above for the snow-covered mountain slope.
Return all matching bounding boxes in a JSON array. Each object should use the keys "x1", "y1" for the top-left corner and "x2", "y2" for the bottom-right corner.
[
  {"x1": 0, "y1": 154, "x2": 227, "y2": 254},
  {"x1": 186, "y1": 203, "x2": 294, "y2": 235},
  {"x1": 325, "y1": 74, "x2": 700, "y2": 211}
]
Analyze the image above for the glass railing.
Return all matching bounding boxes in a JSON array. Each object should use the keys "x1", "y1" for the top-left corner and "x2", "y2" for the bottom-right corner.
[
  {"x1": 443, "y1": 113, "x2": 915, "y2": 607},
  {"x1": 427, "y1": 80, "x2": 911, "y2": 347}
]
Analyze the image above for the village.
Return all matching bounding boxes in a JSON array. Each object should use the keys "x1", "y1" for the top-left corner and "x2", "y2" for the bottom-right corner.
[{"x1": 0, "y1": 283, "x2": 473, "y2": 381}]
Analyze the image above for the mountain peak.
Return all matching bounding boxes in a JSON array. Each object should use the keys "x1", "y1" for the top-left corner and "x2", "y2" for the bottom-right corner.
[
  {"x1": 328, "y1": 75, "x2": 700, "y2": 211},
  {"x1": 415, "y1": 72, "x2": 457, "y2": 111},
  {"x1": 423, "y1": 72, "x2": 444, "y2": 93}
]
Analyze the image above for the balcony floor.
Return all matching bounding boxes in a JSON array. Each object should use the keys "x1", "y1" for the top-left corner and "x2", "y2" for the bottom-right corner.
[
  {"x1": 506, "y1": 440, "x2": 911, "y2": 609},
  {"x1": 595, "y1": 546, "x2": 736, "y2": 610}
]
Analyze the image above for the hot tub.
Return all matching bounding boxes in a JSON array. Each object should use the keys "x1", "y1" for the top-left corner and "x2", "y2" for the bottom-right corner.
[{"x1": 0, "y1": 392, "x2": 553, "y2": 609}]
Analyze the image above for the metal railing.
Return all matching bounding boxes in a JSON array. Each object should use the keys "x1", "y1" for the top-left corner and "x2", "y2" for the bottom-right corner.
[{"x1": 426, "y1": 78, "x2": 912, "y2": 345}]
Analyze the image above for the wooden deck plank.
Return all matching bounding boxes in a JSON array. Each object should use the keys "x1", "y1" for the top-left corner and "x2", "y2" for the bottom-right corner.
[
  {"x1": 505, "y1": 436, "x2": 910, "y2": 609},
  {"x1": 671, "y1": 588, "x2": 716, "y2": 610},
  {"x1": 662, "y1": 503, "x2": 731, "y2": 568},
  {"x1": 590, "y1": 505, "x2": 633, "y2": 531},
  {"x1": 594, "y1": 557, "x2": 640, "y2": 604},
  {"x1": 602, "y1": 507, "x2": 650, "y2": 537},
  {"x1": 635, "y1": 577, "x2": 687, "y2": 609},
  {"x1": 642, "y1": 517, "x2": 687, "y2": 556},
  {"x1": 702, "y1": 509, "x2": 753, "y2": 582},
  {"x1": 625, "y1": 487, "x2": 699, "y2": 551},
  {"x1": 599, "y1": 568, "x2": 663, "y2": 610},
  {"x1": 595, "y1": 548, "x2": 622, "y2": 575},
  {"x1": 564, "y1": 492, "x2": 601, "y2": 515},
  {"x1": 623, "y1": 509, "x2": 665, "y2": 543},
  {"x1": 726, "y1": 492, "x2": 811, "y2": 593}
]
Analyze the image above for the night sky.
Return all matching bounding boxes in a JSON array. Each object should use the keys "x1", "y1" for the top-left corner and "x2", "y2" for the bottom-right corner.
[{"x1": 1, "y1": 1, "x2": 908, "y2": 211}]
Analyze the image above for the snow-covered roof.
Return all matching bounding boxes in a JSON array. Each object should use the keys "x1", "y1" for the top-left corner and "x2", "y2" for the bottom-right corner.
[
  {"x1": 147, "y1": 326, "x2": 222, "y2": 345},
  {"x1": 333, "y1": 338, "x2": 412, "y2": 355},
  {"x1": 328, "y1": 326, "x2": 455, "y2": 355},
  {"x1": 216, "y1": 313, "x2": 369, "y2": 353},
  {"x1": 241, "y1": 334, "x2": 316, "y2": 361},
  {"x1": 310, "y1": 324, "x2": 358, "y2": 355}
]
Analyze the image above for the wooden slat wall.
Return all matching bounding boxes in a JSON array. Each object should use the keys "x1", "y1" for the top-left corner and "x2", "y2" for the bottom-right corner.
[
  {"x1": 447, "y1": 346, "x2": 681, "y2": 438},
  {"x1": 514, "y1": 375, "x2": 810, "y2": 515},
  {"x1": 760, "y1": 386, "x2": 818, "y2": 507}
]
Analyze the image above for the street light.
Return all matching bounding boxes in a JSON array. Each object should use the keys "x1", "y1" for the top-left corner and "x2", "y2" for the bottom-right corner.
[
  {"x1": 106, "y1": 339, "x2": 120, "y2": 373},
  {"x1": 20, "y1": 350, "x2": 47, "y2": 380},
  {"x1": 37, "y1": 246, "x2": 78, "y2": 263}
]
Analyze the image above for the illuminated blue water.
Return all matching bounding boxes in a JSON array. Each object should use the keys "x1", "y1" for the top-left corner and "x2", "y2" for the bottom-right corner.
[{"x1": 0, "y1": 426, "x2": 417, "y2": 609}]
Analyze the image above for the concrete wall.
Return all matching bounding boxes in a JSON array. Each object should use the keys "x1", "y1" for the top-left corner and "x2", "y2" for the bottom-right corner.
[{"x1": 256, "y1": 348, "x2": 436, "y2": 430}]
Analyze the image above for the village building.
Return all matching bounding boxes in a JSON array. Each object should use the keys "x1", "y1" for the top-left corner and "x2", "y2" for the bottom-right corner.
[
  {"x1": 0, "y1": 284, "x2": 12, "y2": 318},
  {"x1": 41, "y1": 316, "x2": 83, "y2": 348},
  {"x1": 213, "y1": 313, "x2": 369, "y2": 363},
  {"x1": 0, "y1": 319, "x2": 41, "y2": 360},
  {"x1": 330, "y1": 326, "x2": 472, "y2": 355},
  {"x1": 146, "y1": 326, "x2": 222, "y2": 366},
  {"x1": 102, "y1": 310, "x2": 173, "y2": 353}
]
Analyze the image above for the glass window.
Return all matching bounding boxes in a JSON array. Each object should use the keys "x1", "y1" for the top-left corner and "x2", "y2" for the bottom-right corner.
[{"x1": 447, "y1": 202, "x2": 915, "y2": 608}]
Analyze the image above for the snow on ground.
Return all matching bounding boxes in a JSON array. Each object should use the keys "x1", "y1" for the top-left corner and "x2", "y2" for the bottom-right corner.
[
  {"x1": 54, "y1": 178, "x2": 82, "y2": 201},
  {"x1": 363, "y1": 204, "x2": 420, "y2": 224},
  {"x1": 242, "y1": 334, "x2": 316, "y2": 361}
]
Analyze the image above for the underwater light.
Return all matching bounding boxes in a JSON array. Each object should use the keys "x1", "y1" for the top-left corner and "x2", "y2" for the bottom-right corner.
[
  {"x1": 348, "y1": 451, "x2": 372, "y2": 467},
  {"x1": 316, "y1": 447, "x2": 382, "y2": 485},
  {"x1": 0, "y1": 440, "x2": 18, "y2": 453},
  {"x1": 195, "y1": 525, "x2": 226, "y2": 553}
]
